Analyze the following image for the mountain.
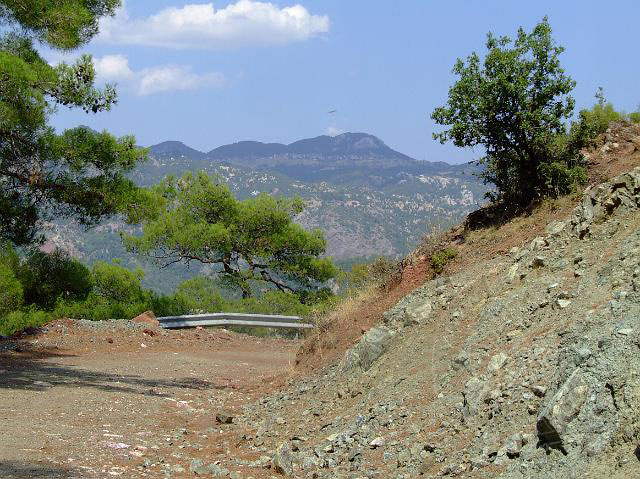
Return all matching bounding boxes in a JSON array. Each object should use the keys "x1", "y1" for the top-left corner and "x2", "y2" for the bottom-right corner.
[
  {"x1": 50, "y1": 132, "x2": 487, "y2": 293},
  {"x1": 201, "y1": 133, "x2": 463, "y2": 186},
  {"x1": 207, "y1": 133, "x2": 410, "y2": 160},
  {"x1": 148, "y1": 141, "x2": 206, "y2": 160}
]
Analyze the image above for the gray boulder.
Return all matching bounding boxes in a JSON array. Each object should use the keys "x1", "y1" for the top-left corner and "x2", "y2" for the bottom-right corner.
[{"x1": 342, "y1": 326, "x2": 396, "y2": 373}]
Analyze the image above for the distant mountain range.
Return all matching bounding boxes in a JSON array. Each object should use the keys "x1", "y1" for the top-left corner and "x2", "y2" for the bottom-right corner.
[
  {"x1": 141, "y1": 132, "x2": 480, "y2": 188},
  {"x1": 49, "y1": 132, "x2": 487, "y2": 293},
  {"x1": 151, "y1": 132, "x2": 414, "y2": 161}
]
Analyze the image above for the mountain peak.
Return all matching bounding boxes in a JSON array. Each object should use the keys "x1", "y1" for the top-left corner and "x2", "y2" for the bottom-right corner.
[
  {"x1": 149, "y1": 141, "x2": 205, "y2": 159},
  {"x1": 286, "y1": 132, "x2": 408, "y2": 159}
]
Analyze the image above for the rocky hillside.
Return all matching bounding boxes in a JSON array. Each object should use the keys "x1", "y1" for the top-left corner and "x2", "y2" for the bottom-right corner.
[{"x1": 222, "y1": 124, "x2": 640, "y2": 478}]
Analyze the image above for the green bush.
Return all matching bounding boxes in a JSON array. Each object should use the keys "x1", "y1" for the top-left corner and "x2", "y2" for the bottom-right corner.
[
  {"x1": 19, "y1": 249, "x2": 93, "y2": 309},
  {"x1": 91, "y1": 261, "x2": 145, "y2": 304},
  {"x1": 581, "y1": 102, "x2": 623, "y2": 135},
  {"x1": 430, "y1": 248, "x2": 458, "y2": 275},
  {"x1": 348, "y1": 256, "x2": 397, "y2": 290},
  {"x1": 569, "y1": 101, "x2": 624, "y2": 147},
  {"x1": 0, "y1": 264, "x2": 24, "y2": 318},
  {"x1": 0, "y1": 242, "x2": 21, "y2": 272},
  {"x1": 0, "y1": 310, "x2": 50, "y2": 337},
  {"x1": 174, "y1": 277, "x2": 228, "y2": 313},
  {"x1": 236, "y1": 290, "x2": 311, "y2": 317},
  {"x1": 629, "y1": 111, "x2": 640, "y2": 124}
]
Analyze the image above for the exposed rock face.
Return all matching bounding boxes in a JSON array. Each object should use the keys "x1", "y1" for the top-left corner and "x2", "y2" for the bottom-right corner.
[
  {"x1": 572, "y1": 167, "x2": 640, "y2": 238},
  {"x1": 341, "y1": 326, "x2": 396, "y2": 373},
  {"x1": 537, "y1": 323, "x2": 639, "y2": 458}
]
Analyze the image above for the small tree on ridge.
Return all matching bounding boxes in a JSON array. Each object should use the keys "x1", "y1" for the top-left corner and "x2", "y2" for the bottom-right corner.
[{"x1": 432, "y1": 18, "x2": 586, "y2": 207}]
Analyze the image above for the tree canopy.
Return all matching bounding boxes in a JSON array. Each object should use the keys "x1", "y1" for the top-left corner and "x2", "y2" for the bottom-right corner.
[
  {"x1": 123, "y1": 172, "x2": 338, "y2": 297},
  {"x1": 0, "y1": 0, "x2": 149, "y2": 245},
  {"x1": 432, "y1": 18, "x2": 586, "y2": 206}
]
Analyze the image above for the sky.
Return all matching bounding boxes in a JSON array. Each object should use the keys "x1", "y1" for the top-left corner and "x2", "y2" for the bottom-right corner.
[{"x1": 50, "y1": 0, "x2": 640, "y2": 164}]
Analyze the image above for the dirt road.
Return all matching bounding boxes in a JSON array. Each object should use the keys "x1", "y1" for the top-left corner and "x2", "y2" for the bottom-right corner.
[{"x1": 0, "y1": 320, "x2": 297, "y2": 478}]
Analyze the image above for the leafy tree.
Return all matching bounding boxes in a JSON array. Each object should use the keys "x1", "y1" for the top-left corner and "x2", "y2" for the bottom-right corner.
[
  {"x1": 124, "y1": 172, "x2": 338, "y2": 298},
  {"x1": 91, "y1": 260, "x2": 145, "y2": 304},
  {"x1": 0, "y1": 1, "x2": 149, "y2": 246},
  {"x1": 19, "y1": 249, "x2": 93, "y2": 308},
  {"x1": 432, "y1": 18, "x2": 585, "y2": 206},
  {"x1": 0, "y1": 263, "x2": 23, "y2": 317},
  {"x1": 174, "y1": 277, "x2": 228, "y2": 313}
]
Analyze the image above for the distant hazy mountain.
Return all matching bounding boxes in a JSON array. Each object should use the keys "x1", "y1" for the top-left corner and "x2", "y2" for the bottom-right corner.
[
  {"x1": 208, "y1": 133, "x2": 411, "y2": 161},
  {"x1": 149, "y1": 141, "x2": 206, "y2": 160},
  {"x1": 141, "y1": 132, "x2": 480, "y2": 188},
  {"x1": 50, "y1": 132, "x2": 486, "y2": 293}
]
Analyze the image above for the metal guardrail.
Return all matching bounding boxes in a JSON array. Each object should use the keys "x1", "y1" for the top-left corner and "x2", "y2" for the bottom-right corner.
[{"x1": 157, "y1": 312, "x2": 314, "y2": 330}]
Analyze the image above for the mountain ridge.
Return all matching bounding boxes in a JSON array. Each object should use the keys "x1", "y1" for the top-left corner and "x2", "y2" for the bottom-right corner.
[{"x1": 150, "y1": 132, "x2": 445, "y2": 165}]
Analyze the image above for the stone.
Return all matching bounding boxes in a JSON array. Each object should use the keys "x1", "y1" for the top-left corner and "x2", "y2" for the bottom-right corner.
[
  {"x1": 463, "y1": 377, "x2": 490, "y2": 417},
  {"x1": 216, "y1": 412, "x2": 234, "y2": 424},
  {"x1": 506, "y1": 263, "x2": 520, "y2": 283},
  {"x1": 272, "y1": 442, "x2": 294, "y2": 477},
  {"x1": 532, "y1": 385, "x2": 547, "y2": 397},
  {"x1": 503, "y1": 432, "x2": 526, "y2": 458},
  {"x1": 530, "y1": 256, "x2": 546, "y2": 268},
  {"x1": 207, "y1": 463, "x2": 230, "y2": 477},
  {"x1": 545, "y1": 221, "x2": 567, "y2": 236},
  {"x1": 369, "y1": 437, "x2": 386, "y2": 448},
  {"x1": 341, "y1": 326, "x2": 396, "y2": 373},
  {"x1": 189, "y1": 459, "x2": 209, "y2": 476},
  {"x1": 556, "y1": 299, "x2": 572, "y2": 309},
  {"x1": 487, "y1": 353, "x2": 509, "y2": 373},
  {"x1": 537, "y1": 369, "x2": 590, "y2": 453},
  {"x1": 132, "y1": 311, "x2": 159, "y2": 327},
  {"x1": 530, "y1": 237, "x2": 548, "y2": 251},
  {"x1": 452, "y1": 351, "x2": 469, "y2": 371}
]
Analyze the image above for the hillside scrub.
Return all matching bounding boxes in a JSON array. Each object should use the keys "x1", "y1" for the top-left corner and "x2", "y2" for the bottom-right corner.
[
  {"x1": 0, "y1": 245, "x2": 335, "y2": 336},
  {"x1": 430, "y1": 247, "x2": 458, "y2": 274}
]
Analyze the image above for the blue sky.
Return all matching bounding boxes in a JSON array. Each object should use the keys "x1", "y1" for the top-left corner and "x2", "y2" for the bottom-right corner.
[{"x1": 51, "y1": 0, "x2": 640, "y2": 163}]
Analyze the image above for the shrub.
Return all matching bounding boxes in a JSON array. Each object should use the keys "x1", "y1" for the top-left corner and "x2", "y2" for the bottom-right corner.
[
  {"x1": 0, "y1": 263, "x2": 24, "y2": 318},
  {"x1": 348, "y1": 256, "x2": 397, "y2": 290},
  {"x1": 0, "y1": 242, "x2": 20, "y2": 273},
  {"x1": 236, "y1": 290, "x2": 312, "y2": 317},
  {"x1": 629, "y1": 111, "x2": 640, "y2": 124},
  {"x1": 430, "y1": 247, "x2": 458, "y2": 274},
  {"x1": 19, "y1": 249, "x2": 93, "y2": 309},
  {"x1": 91, "y1": 261, "x2": 145, "y2": 304},
  {"x1": 0, "y1": 310, "x2": 50, "y2": 337},
  {"x1": 174, "y1": 277, "x2": 228, "y2": 313}
]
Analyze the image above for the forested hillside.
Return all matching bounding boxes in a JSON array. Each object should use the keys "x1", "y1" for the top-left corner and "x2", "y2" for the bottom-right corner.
[{"x1": 46, "y1": 133, "x2": 487, "y2": 292}]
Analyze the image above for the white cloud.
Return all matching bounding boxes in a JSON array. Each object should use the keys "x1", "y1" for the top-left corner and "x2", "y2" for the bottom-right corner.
[
  {"x1": 98, "y1": 1, "x2": 329, "y2": 50},
  {"x1": 94, "y1": 54, "x2": 134, "y2": 80},
  {"x1": 93, "y1": 54, "x2": 224, "y2": 95},
  {"x1": 326, "y1": 125, "x2": 344, "y2": 136},
  {"x1": 137, "y1": 65, "x2": 224, "y2": 95}
]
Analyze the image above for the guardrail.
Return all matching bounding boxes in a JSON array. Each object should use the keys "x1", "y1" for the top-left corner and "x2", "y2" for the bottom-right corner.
[{"x1": 157, "y1": 312, "x2": 314, "y2": 330}]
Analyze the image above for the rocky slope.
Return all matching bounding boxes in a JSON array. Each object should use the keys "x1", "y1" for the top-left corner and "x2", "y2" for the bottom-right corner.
[{"x1": 226, "y1": 125, "x2": 640, "y2": 478}]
